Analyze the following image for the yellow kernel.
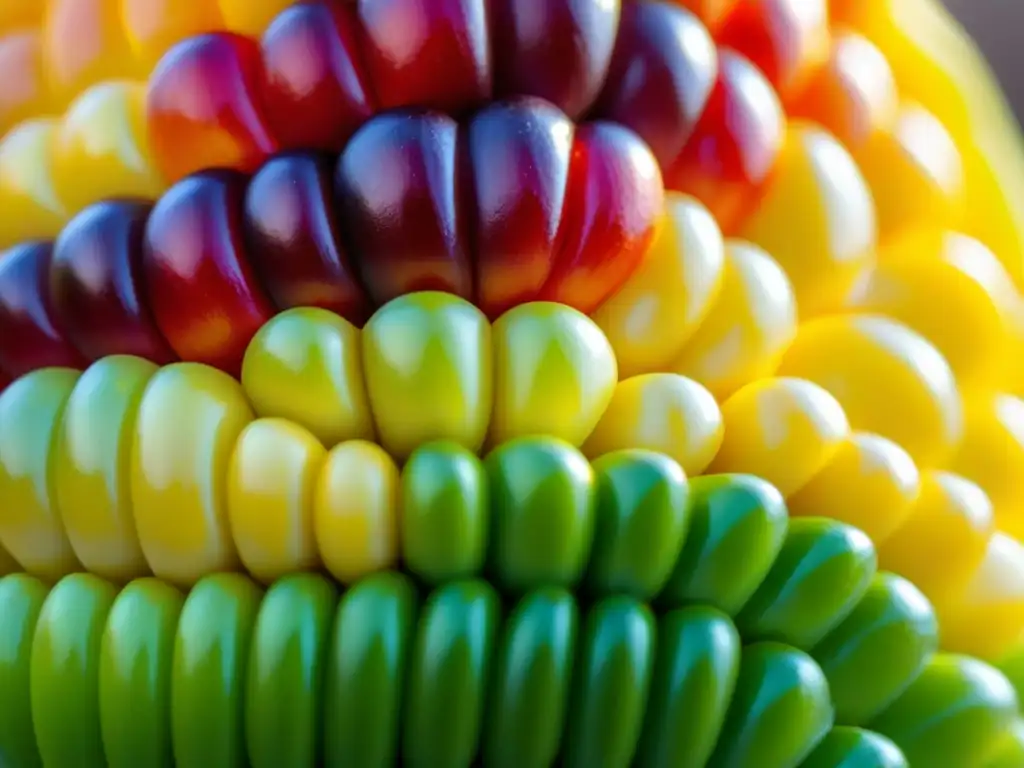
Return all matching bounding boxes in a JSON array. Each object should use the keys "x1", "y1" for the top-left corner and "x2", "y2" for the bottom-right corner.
[
  {"x1": 708, "y1": 377, "x2": 849, "y2": 497},
  {"x1": 227, "y1": 418, "x2": 326, "y2": 583},
  {"x1": 314, "y1": 440, "x2": 399, "y2": 585},
  {"x1": 583, "y1": 373, "x2": 723, "y2": 476}
]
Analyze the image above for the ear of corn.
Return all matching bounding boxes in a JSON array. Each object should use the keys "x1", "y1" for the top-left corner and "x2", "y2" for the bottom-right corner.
[{"x1": 2, "y1": 0, "x2": 1024, "y2": 765}]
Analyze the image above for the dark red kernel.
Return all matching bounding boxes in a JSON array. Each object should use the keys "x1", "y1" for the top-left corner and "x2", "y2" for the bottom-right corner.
[
  {"x1": 465, "y1": 97, "x2": 574, "y2": 319},
  {"x1": 50, "y1": 200, "x2": 177, "y2": 365},
  {"x1": 541, "y1": 121, "x2": 665, "y2": 314},
  {"x1": 142, "y1": 171, "x2": 276, "y2": 375},
  {"x1": 593, "y1": 0, "x2": 718, "y2": 170},
  {"x1": 490, "y1": 0, "x2": 621, "y2": 119},
  {"x1": 0, "y1": 242, "x2": 87, "y2": 378},
  {"x1": 243, "y1": 152, "x2": 371, "y2": 324},
  {"x1": 335, "y1": 111, "x2": 474, "y2": 305},
  {"x1": 259, "y1": 1, "x2": 376, "y2": 152},
  {"x1": 356, "y1": 0, "x2": 492, "y2": 113}
]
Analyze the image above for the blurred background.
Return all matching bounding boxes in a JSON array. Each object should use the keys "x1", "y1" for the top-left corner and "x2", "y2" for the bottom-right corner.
[{"x1": 945, "y1": 0, "x2": 1024, "y2": 127}]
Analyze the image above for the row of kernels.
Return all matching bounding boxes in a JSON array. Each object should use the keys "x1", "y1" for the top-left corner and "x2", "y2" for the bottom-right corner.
[
  {"x1": 724, "y1": 0, "x2": 1024, "y2": 681},
  {"x1": 3, "y1": 338, "x2": 1021, "y2": 659},
  {"x1": 0, "y1": 354, "x2": 428, "y2": 584},
  {"x1": 811, "y1": 2, "x2": 1024, "y2": 423},
  {"x1": 0, "y1": 108, "x2": 664, "y2": 379},
  {"x1": 702, "y1": 369, "x2": 1024, "y2": 661},
  {"x1": 0, "y1": 0, "x2": 295, "y2": 138},
  {"x1": 788, "y1": 27, "x2": 966, "y2": 242},
  {"x1": 0, "y1": 1, "x2": 873, "y2": 321},
  {"x1": 1, "y1": 0, "x2": 1009, "y2": 334},
  {"x1": 140, "y1": 2, "x2": 769, "y2": 218},
  {"x1": 782, "y1": 211, "x2": 1024, "y2": 538},
  {"x1": 597, "y1": 60, "x2": 878, "y2": 328},
  {"x1": 123, "y1": 0, "x2": 802, "y2": 270},
  {"x1": 0, "y1": 0, "x2": 1015, "y2": 663},
  {"x1": 835, "y1": 0, "x2": 1024, "y2": 291},
  {"x1": 708, "y1": 0, "x2": 1024, "y2": 595},
  {"x1": 667, "y1": 0, "x2": 833, "y2": 237},
  {"x1": 0, "y1": 291, "x2": 730, "y2": 583},
  {"x1": 242, "y1": 287, "x2": 729, "y2": 477},
  {"x1": 751, "y1": 313, "x2": 1024, "y2": 658},
  {"x1": 5, "y1": 144, "x2": 977, "y2": 461},
  {"x1": 706, "y1": 0, "x2": 1024, "y2": 474},
  {"x1": 0, "y1": 351, "x2": 710, "y2": 592},
  {"x1": 790, "y1": 0, "x2": 1024, "y2": 419},
  {"x1": 600, "y1": 201, "x2": 967, "y2": 471},
  {"x1": 680, "y1": 1, "x2": 889, "y2": 319},
  {"x1": 599, "y1": 185, "x2": 1024, "y2": 609},
  {"x1": 782, "y1": 8, "x2": 1024, "y2": 552},
  {"x1": 0, "y1": 182, "x2": 806, "y2": 477},
  {"x1": 823, "y1": 1, "x2": 1024, "y2": 479},
  {"x1": 244, "y1": 295, "x2": 620, "y2": 459},
  {"x1": 762, "y1": 4, "x2": 1024, "y2": 440},
  {"x1": 0, "y1": 566, "x2": 960, "y2": 767},
  {"x1": 600, "y1": 367, "x2": 1024, "y2": 662}
]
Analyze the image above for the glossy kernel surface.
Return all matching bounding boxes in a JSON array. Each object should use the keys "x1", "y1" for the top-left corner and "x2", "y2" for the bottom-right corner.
[
  {"x1": 130, "y1": 363, "x2": 254, "y2": 586},
  {"x1": 51, "y1": 81, "x2": 163, "y2": 214},
  {"x1": 0, "y1": 242, "x2": 86, "y2": 378},
  {"x1": 666, "y1": 50, "x2": 784, "y2": 233},
  {"x1": 850, "y1": 230, "x2": 1017, "y2": 387},
  {"x1": 593, "y1": 193, "x2": 725, "y2": 378},
  {"x1": 583, "y1": 373, "x2": 723, "y2": 477},
  {"x1": 241, "y1": 307, "x2": 374, "y2": 448},
  {"x1": 258, "y1": 3, "x2": 374, "y2": 153},
  {"x1": 777, "y1": 315, "x2": 963, "y2": 468},
  {"x1": 491, "y1": 302, "x2": 617, "y2": 448},
  {"x1": 855, "y1": 102, "x2": 965, "y2": 237},
  {"x1": 716, "y1": 0, "x2": 831, "y2": 99},
  {"x1": 0, "y1": 369, "x2": 82, "y2": 579},
  {"x1": 243, "y1": 152, "x2": 369, "y2": 323},
  {"x1": 0, "y1": 121, "x2": 66, "y2": 246},
  {"x1": 142, "y1": 171, "x2": 275, "y2": 376},
  {"x1": 738, "y1": 122, "x2": 877, "y2": 317},
  {"x1": 491, "y1": 0, "x2": 620, "y2": 119},
  {"x1": 593, "y1": 0, "x2": 717, "y2": 170},
  {"x1": 146, "y1": 33, "x2": 278, "y2": 182},
  {"x1": 356, "y1": 0, "x2": 492, "y2": 113},
  {"x1": 54, "y1": 355, "x2": 157, "y2": 581},
  {"x1": 50, "y1": 199, "x2": 176, "y2": 365},
  {"x1": 669, "y1": 240, "x2": 796, "y2": 400},
  {"x1": 336, "y1": 112, "x2": 473, "y2": 305},
  {"x1": 227, "y1": 418, "x2": 325, "y2": 583},
  {"x1": 787, "y1": 31, "x2": 899, "y2": 149},
  {"x1": 878, "y1": 470, "x2": 994, "y2": 608},
  {"x1": 362, "y1": 293, "x2": 492, "y2": 460},
  {"x1": 467, "y1": 98, "x2": 573, "y2": 318},
  {"x1": 314, "y1": 440, "x2": 399, "y2": 585},
  {"x1": 708, "y1": 377, "x2": 849, "y2": 498},
  {"x1": 540, "y1": 121, "x2": 664, "y2": 314}
]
